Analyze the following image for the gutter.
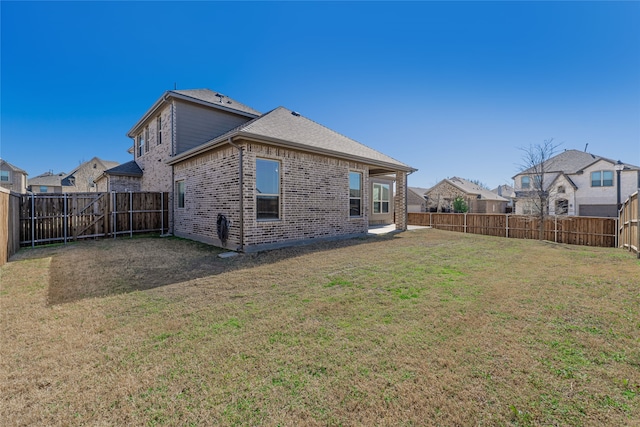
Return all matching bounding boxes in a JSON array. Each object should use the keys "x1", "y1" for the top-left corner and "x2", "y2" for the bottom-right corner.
[
  {"x1": 167, "y1": 131, "x2": 416, "y2": 174},
  {"x1": 226, "y1": 137, "x2": 244, "y2": 252}
]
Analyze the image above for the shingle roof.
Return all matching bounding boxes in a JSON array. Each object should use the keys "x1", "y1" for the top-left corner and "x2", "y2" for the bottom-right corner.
[
  {"x1": 446, "y1": 177, "x2": 509, "y2": 201},
  {"x1": 28, "y1": 172, "x2": 65, "y2": 186},
  {"x1": 409, "y1": 187, "x2": 430, "y2": 196},
  {"x1": 516, "y1": 149, "x2": 639, "y2": 177},
  {"x1": 238, "y1": 107, "x2": 414, "y2": 171},
  {"x1": 169, "y1": 106, "x2": 415, "y2": 172},
  {"x1": 172, "y1": 89, "x2": 262, "y2": 117},
  {"x1": 103, "y1": 161, "x2": 143, "y2": 177},
  {"x1": 0, "y1": 159, "x2": 28, "y2": 175}
]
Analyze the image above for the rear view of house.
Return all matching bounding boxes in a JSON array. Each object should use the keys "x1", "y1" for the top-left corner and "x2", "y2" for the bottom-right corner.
[{"x1": 106, "y1": 88, "x2": 416, "y2": 251}]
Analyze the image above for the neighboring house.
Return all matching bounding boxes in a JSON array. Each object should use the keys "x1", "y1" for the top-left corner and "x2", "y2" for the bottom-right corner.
[
  {"x1": 408, "y1": 187, "x2": 430, "y2": 212},
  {"x1": 512, "y1": 149, "x2": 639, "y2": 217},
  {"x1": 27, "y1": 171, "x2": 66, "y2": 193},
  {"x1": 29, "y1": 157, "x2": 119, "y2": 193},
  {"x1": 95, "y1": 161, "x2": 143, "y2": 192},
  {"x1": 491, "y1": 184, "x2": 515, "y2": 213},
  {"x1": 424, "y1": 177, "x2": 508, "y2": 213},
  {"x1": 118, "y1": 88, "x2": 416, "y2": 252},
  {"x1": 0, "y1": 159, "x2": 28, "y2": 193}
]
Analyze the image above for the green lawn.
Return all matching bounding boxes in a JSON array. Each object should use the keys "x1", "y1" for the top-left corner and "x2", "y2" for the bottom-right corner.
[{"x1": 1, "y1": 229, "x2": 639, "y2": 426}]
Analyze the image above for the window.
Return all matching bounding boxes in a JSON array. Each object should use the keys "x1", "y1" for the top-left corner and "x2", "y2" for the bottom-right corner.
[
  {"x1": 373, "y1": 183, "x2": 390, "y2": 214},
  {"x1": 557, "y1": 185, "x2": 565, "y2": 194},
  {"x1": 591, "y1": 170, "x2": 613, "y2": 187},
  {"x1": 555, "y1": 199, "x2": 568, "y2": 215},
  {"x1": 137, "y1": 134, "x2": 144, "y2": 157},
  {"x1": 0, "y1": 171, "x2": 9, "y2": 182},
  {"x1": 40, "y1": 186, "x2": 48, "y2": 193},
  {"x1": 534, "y1": 175, "x2": 542, "y2": 188},
  {"x1": 521, "y1": 176, "x2": 530, "y2": 189},
  {"x1": 349, "y1": 172, "x2": 362, "y2": 217},
  {"x1": 256, "y1": 159, "x2": 280, "y2": 219},
  {"x1": 157, "y1": 116, "x2": 162, "y2": 145},
  {"x1": 176, "y1": 180, "x2": 185, "y2": 208},
  {"x1": 144, "y1": 126, "x2": 150, "y2": 153}
]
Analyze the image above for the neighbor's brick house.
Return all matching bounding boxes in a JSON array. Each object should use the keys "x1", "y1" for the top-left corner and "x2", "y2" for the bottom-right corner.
[
  {"x1": 424, "y1": 177, "x2": 508, "y2": 213},
  {"x1": 98, "y1": 89, "x2": 415, "y2": 252}
]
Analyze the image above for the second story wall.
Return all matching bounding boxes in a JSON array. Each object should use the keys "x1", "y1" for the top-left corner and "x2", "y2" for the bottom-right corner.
[
  {"x1": 134, "y1": 104, "x2": 174, "y2": 194},
  {"x1": 174, "y1": 100, "x2": 253, "y2": 155}
]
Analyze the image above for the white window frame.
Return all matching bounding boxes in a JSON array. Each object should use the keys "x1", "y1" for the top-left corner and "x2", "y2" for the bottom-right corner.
[
  {"x1": 521, "y1": 176, "x2": 530, "y2": 189},
  {"x1": 372, "y1": 182, "x2": 390, "y2": 214},
  {"x1": 144, "y1": 126, "x2": 150, "y2": 153},
  {"x1": 591, "y1": 170, "x2": 613, "y2": 187},
  {"x1": 0, "y1": 171, "x2": 9, "y2": 182}
]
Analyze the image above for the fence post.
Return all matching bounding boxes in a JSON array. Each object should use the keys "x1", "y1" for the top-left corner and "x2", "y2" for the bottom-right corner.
[
  {"x1": 112, "y1": 192, "x2": 117, "y2": 239},
  {"x1": 63, "y1": 193, "x2": 68, "y2": 244},
  {"x1": 554, "y1": 215, "x2": 558, "y2": 243},
  {"x1": 30, "y1": 194, "x2": 35, "y2": 248},
  {"x1": 506, "y1": 214, "x2": 509, "y2": 238},
  {"x1": 161, "y1": 192, "x2": 164, "y2": 235},
  {"x1": 129, "y1": 191, "x2": 133, "y2": 238},
  {"x1": 464, "y1": 213, "x2": 467, "y2": 234}
]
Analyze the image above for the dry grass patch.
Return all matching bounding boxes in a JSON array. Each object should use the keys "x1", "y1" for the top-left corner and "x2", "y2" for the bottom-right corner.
[{"x1": 1, "y1": 230, "x2": 639, "y2": 426}]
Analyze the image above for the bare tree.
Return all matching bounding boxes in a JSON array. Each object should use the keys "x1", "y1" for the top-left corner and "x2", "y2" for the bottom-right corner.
[{"x1": 518, "y1": 139, "x2": 561, "y2": 240}]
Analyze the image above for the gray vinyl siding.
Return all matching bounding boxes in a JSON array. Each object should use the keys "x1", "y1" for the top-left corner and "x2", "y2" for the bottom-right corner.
[{"x1": 175, "y1": 100, "x2": 252, "y2": 155}]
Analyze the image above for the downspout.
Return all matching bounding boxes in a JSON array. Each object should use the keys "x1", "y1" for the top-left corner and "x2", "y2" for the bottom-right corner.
[{"x1": 227, "y1": 137, "x2": 244, "y2": 252}]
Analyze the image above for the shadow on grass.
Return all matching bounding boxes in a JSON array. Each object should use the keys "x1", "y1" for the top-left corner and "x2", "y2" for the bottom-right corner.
[{"x1": 41, "y1": 233, "x2": 400, "y2": 305}]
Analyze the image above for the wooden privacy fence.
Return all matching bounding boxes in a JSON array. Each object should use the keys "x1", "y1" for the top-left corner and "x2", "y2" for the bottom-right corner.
[
  {"x1": 1, "y1": 188, "x2": 21, "y2": 266},
  {"x1": 408, "y1": 212, "x2": 617, "y2": 248},
  {"x1": 19, "y1": 192, "x2": 169, "y2": 247},
  {"x1": 618, "y1": 191, "x2": 639, "y2": 257}
]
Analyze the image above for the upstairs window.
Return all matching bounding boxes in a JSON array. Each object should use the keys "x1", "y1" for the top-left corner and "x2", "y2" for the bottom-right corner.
[
  {"x1": 157, "y1": 116, "x2": 162, "y2": 145},
  {"x1": 591, "y1": 170, "x2": 613, "y2": 187},
  {"x1": 256, "y1": 159, "x2": 280, "y2": 220},
  {"x1": 0, "y1": 171, "x2": 9, "y2": 182},
  {"x1": 373, "y1": 183, "x2": 390, "y2": 214},
  {"x1": 39, "y1": 186, "x2": 48, "y2": 193},
  {"x1": 137, "y1": 134, "x2": 144, "y2": 157},
  {"x1": 557, "y1": 185, "x2": 565, "y2": 194},
  {"x1": 144, "y1": 126, "x2": 150, "y2": 153},
  {"x1": 521, "y1": 176, "x2": 530, "y2": 189},
  {"x1": 349, "y1": 172, "x2": 362, "y2": 217}
]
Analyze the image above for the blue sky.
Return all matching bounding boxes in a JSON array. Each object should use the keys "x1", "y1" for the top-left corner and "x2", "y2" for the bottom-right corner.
[{"x1": 2, "y1": 1, "x2": 639, "y2": 189}]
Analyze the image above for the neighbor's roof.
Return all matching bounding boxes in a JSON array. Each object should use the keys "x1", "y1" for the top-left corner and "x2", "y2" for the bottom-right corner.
[
  {"x1": 408, "y1": 187, "x2": 430, "y2": 196},
  {"x1": 127, "y1": 88, "x2": 261, "y2": 137},
  {"x1": 514, "y1": 149, "x2": 640, "y2": 178},
  {"x1": 168, "y1": 106, "x2": 416, "y2": 173},
  {"x1": 67, "y1": 157, "x2": 119, "y2": 176},
  {"x1": 491, "y1": 184, "x2": 515, "y2": 199},
  {"x1": 430, "y1": 177, "x2": 509, "y2": 201},
  {"x1": 103, "y1": 160, "x2": 143, "y2": 177},
  {"x1": 0, "y1": 159, "x2": 28, "y2": 175},
  {"x1": 28, "y1": 171, "x2": 65, "y2": 186}
]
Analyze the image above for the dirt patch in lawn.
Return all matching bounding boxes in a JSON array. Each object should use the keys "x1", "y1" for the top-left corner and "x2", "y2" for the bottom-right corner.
[{"x1": 14, "y1": 234, "x2": 394, "y2": 305}]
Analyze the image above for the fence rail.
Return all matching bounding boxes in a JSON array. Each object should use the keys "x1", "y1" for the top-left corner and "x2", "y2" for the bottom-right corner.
[
  {"x1": 618, "y1": 191, "x2": 639, "y2": 257},
  {"x1": 408, "y1": 212, "x2": 617, "y2": 248},
  {"x1": 18, "y1": 192, "x2": 169, "y2": 247}
]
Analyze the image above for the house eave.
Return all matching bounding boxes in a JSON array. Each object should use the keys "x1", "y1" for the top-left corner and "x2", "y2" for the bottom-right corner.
[
  {"x1": 166, "y1": 131, "x2": 416, "y2": 174},
  {"x1": 127, "y1": 91, "x2": 260, "y2": 138}
]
